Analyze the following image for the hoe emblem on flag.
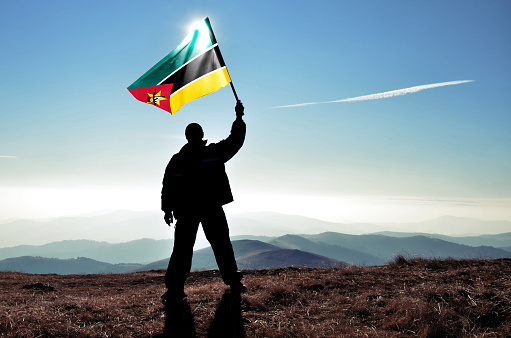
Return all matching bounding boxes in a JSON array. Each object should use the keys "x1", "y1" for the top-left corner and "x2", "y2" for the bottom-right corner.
[{"x1": 147, "y1": 90, "x2": 167, "y2": 106}]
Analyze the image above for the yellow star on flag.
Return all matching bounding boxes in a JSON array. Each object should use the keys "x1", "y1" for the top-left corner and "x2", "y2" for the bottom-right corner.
[{"x1": 147, "y1": 91, "x2": 167, "y2": 106}]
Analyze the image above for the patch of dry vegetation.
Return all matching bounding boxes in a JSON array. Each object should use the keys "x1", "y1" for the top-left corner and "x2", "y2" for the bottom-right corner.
[{"x1": 0, "y1": 258, "x2": 510, "y2": 337}]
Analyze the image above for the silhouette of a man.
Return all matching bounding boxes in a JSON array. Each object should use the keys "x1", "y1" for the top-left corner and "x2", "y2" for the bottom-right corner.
[{"x1": 161, "y1": 102, "x2": 246, "y2": 304}]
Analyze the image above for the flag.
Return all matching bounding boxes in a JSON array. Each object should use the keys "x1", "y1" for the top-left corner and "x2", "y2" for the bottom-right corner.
[{"x1": 127, "y1": 17, "x2": 231, "y2": 115}]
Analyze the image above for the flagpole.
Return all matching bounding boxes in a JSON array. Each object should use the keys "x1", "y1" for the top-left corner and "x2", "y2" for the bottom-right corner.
[
  {"x1": 230, "y1": 81, "x2": 240, "y2": 102},
  {"x1": 206, "y1": 17, "x2": 240, "y2": 103}
]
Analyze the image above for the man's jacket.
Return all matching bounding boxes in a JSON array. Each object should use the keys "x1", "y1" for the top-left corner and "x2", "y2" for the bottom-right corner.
[{"x1": 161, "y1": 119, "x2": 246, "y2": 215}]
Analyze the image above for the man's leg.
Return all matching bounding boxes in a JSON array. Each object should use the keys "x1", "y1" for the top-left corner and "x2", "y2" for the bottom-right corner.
[
  {"x1": 165, "y1": 214, "x2": 200, "y2": 299},
  {"x1": 201, "y1": 206, "x2": 243, "y2": 289}
]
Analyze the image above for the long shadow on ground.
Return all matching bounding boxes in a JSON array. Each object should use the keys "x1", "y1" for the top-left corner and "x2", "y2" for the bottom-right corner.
[
  {"x1": 161, "y1": 290, "x2": 245, "y2": 337},
  {"x1": 163, "y1": 300, "x2": 196, "y2": 337},
  {"x1": 208, "y1": 290, "x2": 245, "y2": 337}
]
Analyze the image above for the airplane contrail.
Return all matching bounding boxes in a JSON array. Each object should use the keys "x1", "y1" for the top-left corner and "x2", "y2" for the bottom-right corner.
[
  {"x1": 0, "y1": 156, "x2": 18, "y2": 159},
  {"x1": 271, "y1": 80, "x2": 474, "y2": 108}
]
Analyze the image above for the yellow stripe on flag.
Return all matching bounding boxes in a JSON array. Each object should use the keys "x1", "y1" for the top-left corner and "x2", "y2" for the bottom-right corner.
[{"x1": 169, "y1": 68, "x2": 231, "y2": 115}]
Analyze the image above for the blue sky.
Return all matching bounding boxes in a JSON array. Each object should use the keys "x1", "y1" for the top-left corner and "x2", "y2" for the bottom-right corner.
[{"x1": 1, "y1": 1, "x2": 510, "y2": 223}]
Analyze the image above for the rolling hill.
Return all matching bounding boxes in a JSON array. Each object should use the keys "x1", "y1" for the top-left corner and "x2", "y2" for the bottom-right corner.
[
  {"x1": 2, "y1": 230, "x2": 511, "y2": 274},
  {"x1": 268, "y1": 234, "x2": 383, "y2": 265},
  {"x1": 374, "y1": 231, "x2": 511, "y2": 248},
  {"x1": 303, "y1": 232, "x2": 511, "y2": 261},
  {"x1": 131, "y1": 239, "x2": 347, "y2": 272},
  {"x1": 0, "y1": 256, "x2": 141, "y2": 274}
]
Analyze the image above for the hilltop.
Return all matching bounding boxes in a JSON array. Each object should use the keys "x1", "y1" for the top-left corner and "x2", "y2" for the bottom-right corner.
[{"x1": 0, "y1": 258, "x2": 509, "y2": 337}]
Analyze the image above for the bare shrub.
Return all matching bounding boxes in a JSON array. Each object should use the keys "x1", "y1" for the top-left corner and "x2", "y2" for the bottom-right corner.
[{"x1": 390, "y1": 254, "x2": 410, "y2": 266}]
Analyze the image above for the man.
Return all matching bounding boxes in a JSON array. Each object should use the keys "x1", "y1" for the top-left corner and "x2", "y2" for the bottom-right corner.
[{"x1": 161, "y1": 101, "x2": 246, "y2": 304}]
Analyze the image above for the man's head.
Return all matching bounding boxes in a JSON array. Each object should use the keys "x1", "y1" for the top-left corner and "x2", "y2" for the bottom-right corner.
[{"x1": 185, "y1": 123, "x2": 204, "y2": 143}]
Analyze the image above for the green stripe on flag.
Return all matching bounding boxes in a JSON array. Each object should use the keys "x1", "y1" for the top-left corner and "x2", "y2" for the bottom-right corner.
[{"x1": 128, "y1": 17, "x2": 217, "y2": 90}]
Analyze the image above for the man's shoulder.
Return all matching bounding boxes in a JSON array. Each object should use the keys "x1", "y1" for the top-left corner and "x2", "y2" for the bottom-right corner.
[
  {"x1": 204, "y1": 142, "x2": 222, "y2": 154},
  {"x1": 166, "y1": 152, "x2": 182, "y2": 168},
  {"x1": 172, "y1": 144, "x2": 191, "y2": 159},
  {"x1": 169, "y1": 152, "x2": 180, "y2": 161}
]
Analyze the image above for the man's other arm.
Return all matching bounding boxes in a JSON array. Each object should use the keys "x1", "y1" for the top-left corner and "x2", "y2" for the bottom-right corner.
[{"x1": 161, "y1": 157, "x2": 176, "y2": 225}]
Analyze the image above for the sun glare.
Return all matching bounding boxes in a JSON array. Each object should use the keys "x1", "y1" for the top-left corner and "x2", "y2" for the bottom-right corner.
[
  {"x1": 223, "y1": 193, "x2": 511, "y2": 224},
  {"x1": 2, "y1": 186, "x2": 511, "y2": 223},
  {"x1": 187, "y1": 19, "x2": 205, "y2": 34},
  {"x1": 0, "y1": 187, "x2": 158, "y2": 219},
  {"x1": 185, "y1": 18, "x2": 213, "y2": 48}
]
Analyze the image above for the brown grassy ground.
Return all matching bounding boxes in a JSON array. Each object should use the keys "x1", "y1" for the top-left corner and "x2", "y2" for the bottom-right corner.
[{"x1": 0, "y1": 258, "x2": 509, "y2": 337}]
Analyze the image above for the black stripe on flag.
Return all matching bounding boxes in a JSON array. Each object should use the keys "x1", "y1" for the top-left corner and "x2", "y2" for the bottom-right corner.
[{"x1": 162, "y1": 46, "x2": 226, "y2": 94}]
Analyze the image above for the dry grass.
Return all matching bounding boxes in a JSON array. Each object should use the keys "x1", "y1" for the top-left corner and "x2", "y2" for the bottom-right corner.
[{"x1": 0, "y1": 258, "x2": 510, "y2": 337}]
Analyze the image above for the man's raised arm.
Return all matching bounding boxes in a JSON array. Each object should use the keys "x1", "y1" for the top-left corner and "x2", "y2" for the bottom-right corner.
[{"x1": 214, "y1": 101, "x2": 246, "y2": 162}]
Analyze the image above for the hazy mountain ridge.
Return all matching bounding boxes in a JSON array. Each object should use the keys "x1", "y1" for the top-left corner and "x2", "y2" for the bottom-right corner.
[
  {"x1": 400, "y1": 215, "x2": 511, "y2": 235},
  {"x1": 374, "y1": 231, "x2": 511, "y2": 248},
  {"x1": 0, "y1": 239, "x2": 174, "y2": 264},
  {"x1": 303, "y1": 232, "x2": 511, "y2": 261},
  {"x1": 0, "y1": 256, "x2": 141, "y2": 274},
  {"x1": 1, "y1": 212, "x2": 510, "y2": 274},
  {"x1": 3, "y1": 231, "x2": 509, "y2": 266},
  {"x1": 3, "y1": 210, "x2": 510, "y2": 248},
  {"x1": 229, "y1": 212, "x2": 392, "y2": 235},
  {"x1": 0, "y1": 210, "x2": 173, "y2": 247},
  {"x1": 2, "y1": 233, "x2": 511, "y2": 274}
]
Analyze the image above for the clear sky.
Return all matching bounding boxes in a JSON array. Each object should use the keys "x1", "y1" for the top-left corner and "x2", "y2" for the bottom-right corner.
[{"x1": 1, "y1": 1, "x2": 510, "y2": 223}]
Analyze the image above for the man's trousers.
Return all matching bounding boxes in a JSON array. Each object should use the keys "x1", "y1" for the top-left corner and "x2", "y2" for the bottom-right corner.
[{"x1": 165, "y1": 205, "x2": 242, "y2": 291}]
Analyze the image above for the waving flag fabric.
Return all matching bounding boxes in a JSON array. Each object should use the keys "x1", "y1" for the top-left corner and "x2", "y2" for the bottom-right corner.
[{"x1": 127, "y1": 17, "x2": 231, "y2": 115}]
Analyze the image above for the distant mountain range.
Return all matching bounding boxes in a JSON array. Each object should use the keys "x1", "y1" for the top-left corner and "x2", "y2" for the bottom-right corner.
[
  {"x1": 1, "y1": 230, "x2": 510, "y2": 274},
  {"x1": 2, "y1": 210, "x2": 510, "y2": 248},
  {"x1": 0, "y1": 256, "x2": 141, "y2": 274},
  {"x1": 230, "y1": 212, "x2": 511, "y2": 236},
  {"x1": 373, "y1": 231, "x2": 511, "y2": 248},
  {"x1": 0, "y1": 239, "x2": 174, "y2": 264},
  {"x1": 394, "y1": 215, "x2": 511, "y2": 236},
  {"x1": 0, "y1": 210, "x2": 173, "y2": 247},
  {"x1": 301, "y1": 232, "x2": 511, "y2": 263},
  {"x1": 1, "y1": 210, "x2": 510, "y2": 274}
]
